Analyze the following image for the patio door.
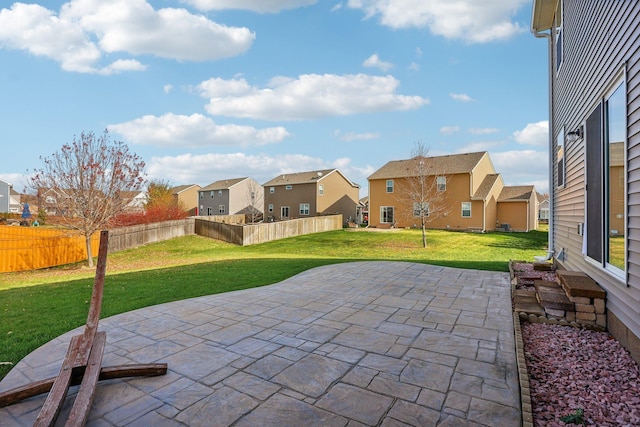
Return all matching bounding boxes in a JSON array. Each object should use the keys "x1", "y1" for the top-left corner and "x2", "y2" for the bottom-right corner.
[{"x1": 281, "y1": 206, "x2": 290, "y2": 219}]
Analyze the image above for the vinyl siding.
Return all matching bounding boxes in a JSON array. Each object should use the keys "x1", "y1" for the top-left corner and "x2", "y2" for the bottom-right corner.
[{"x1": 550, "y1": 0, "x2": 640, "y2": 340}]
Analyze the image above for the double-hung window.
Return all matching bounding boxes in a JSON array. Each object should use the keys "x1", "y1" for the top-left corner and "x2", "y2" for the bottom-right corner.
[
  {"x1": 461, "y1": 202, "x2": 471, "y2": 218},
  {"x1": 585, "y1": 76, "x2": 626, "y2": 277},
  {"x1": 413, "y1": 202, "x2": 429, "y2": 217},
  {"x1": 299, "y1": 203, "x2": 310, "y2": 215},
  {"x1": 219, "y1": 205, "x2": 226, "y2": 214},
  {"x1": 437, "y1": 176, "x2": 446, "y2": 191},
  {"x1": 386, "y1": 180, "x2": 394, "y2": 193},
  {"x1": 557, "y1": 128, "x2": 565, "y2": 188}
]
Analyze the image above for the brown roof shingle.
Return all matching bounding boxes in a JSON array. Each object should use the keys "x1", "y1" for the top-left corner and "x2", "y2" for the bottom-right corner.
[
  {"x1": 263, "y1": 169, "x2": 349, "y2": 186},
  {"x1": 472, "y1": 174, "x2": 502, "y2": 200},
  {"x1": 201, "y1": 178, "x2": 249, "y2": 191},
  {"x1": 498, "y1": 185, "x2": 535, "y2": 202},
  {"x1": 368, "y1": 152, "x2": 488, "y2": 180}
]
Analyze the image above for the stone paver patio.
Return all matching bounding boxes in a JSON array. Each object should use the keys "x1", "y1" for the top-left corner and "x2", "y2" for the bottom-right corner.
[{"x1": 0, "y1": 261, "x2": 521, "y2": 426}]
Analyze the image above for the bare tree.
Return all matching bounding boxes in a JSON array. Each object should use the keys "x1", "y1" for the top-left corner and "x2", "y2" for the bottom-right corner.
[
  {"x1": 399, "y1": 142, "x2": 451, "y2": 248},
  {"x1": 30, "y1": 130, "x2": 146, "y2": 267},
  {"x1": 243, "y1": 179, "x2": 264, "y2": 224}
]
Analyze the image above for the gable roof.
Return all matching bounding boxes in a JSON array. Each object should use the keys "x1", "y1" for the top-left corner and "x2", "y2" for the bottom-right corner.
[
  {"x1": 171, "y1": 184, "x2": 200, "y2": 195},
  {"x1": 368, "y1": 152, "x2": 488, "y2": 180},
  {"x1": 263, "y1": 169, "x2": 359, "y2": 188},
  {"x1": 471, "y1": 174, "x2": 502, "y2": 200},
  {"x1": 531, "y1": 0, "x2": 555, "y2": 32},
  {"x1": 200, "y1": 177, "x2": 249, "y2": 191},
  {"x1": 498, "y1": 185, "x2": 536, "y2": 202}
]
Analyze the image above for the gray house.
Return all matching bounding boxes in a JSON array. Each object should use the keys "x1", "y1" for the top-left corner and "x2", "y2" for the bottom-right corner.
[
  {"x1": 0, "y1": 179, "x2": 12, "y2": 213},
  {"x1": 198, "y1": 177, "x2": 263, "y2": 218},
  {"x1": 532, "y1": 0, "x2": 640, "y2": 362}
]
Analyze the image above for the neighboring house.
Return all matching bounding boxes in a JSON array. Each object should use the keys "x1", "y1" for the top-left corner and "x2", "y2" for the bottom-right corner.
[
  {"x1": 263, "y1": 169, "x2": 360, "y2": 222},
  {"x1": 198, "y1": 177, "x2": 263, "y2": 217},
  {"x1": 537, "y1": 193, "x2": 549, "y2": 222},
  {"x1": 357, "y1": 196, "x2": 369, "y2": 225},
  {"x1": 368, "y1": 151, "x2": 539, "y2": 232},
  {"x1": 171, "y1": 184, "x2": 201, "y2": 216},
  {"x1": 9, "y1": 188, "x2": 21, "y2": 213},
  {"x1": 121, "y1": 190, "x2": 147, "y2": 212},
  {"x1": 496, "y1": 186, "x2": 539, "y2": 232},
  {"x1": 0, "y1": 179, "x2": 11, "y2": 213},
  {"x1": 532, "y1": 1, "x2": 640, "y2": 362}
]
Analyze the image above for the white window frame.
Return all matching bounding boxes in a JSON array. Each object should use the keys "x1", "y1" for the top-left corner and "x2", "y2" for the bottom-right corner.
[
  {"x1": 319, "y1": 184, "x2": 324, "y2": 195},
  {"x1": 210, "y1": 191, "x2": 214, "y2": 198},
  {"x1": 555, "y1": 0, "x2": 563, "y2": 72},
  {"x1": 437, "y1": 176, "x2": 446, "y2": 192},
  {"x1": 270, "y1": 186, "x2": 275, "y2": 193},
  {"x1": 386, "y1": 180, "x2": 394, "y2": 193},
  {"x1": 413, "y1": 202, "x2": 429, "y2": 217},
  {"x1": 380, "y1": 206, "x2": 394, "y2": 223},
  {"x1": 268, "y1": 204, "x2": 273, "y2": 213},
  {"x1": 218, "y1": 205, "x2": 225, "y2": 214},
  {"x1": 285, "y1": 185, "x2": 292, "y2": 190},
  {"x1": 461, "y1": 202, "x2": 471, "y2": 218},
  {"x1": 299, "y1": 203, "x2": 310, "y2": 215},
  {"x1": 281, "y1": 206, "x2": 290, "y2": 218}
]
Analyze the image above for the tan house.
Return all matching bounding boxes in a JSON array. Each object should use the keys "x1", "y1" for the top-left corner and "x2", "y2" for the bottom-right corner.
[
  {"x1": 532, "y1": 0, "x2": 640, "y2": 362},
  {"x1": 263, "y1": 169, "x2": 360, "y2": 222},
  {"x1": 198, "y1": 177, "x2": 263, "y2": 217},
  {"x1": 496, "y1": 186, "x2": 539, "y2": 232},
  {"x1": 171, "y1": 184, "x2": 200, "y2": 216},
  {"x1": 368, "y1": 151, "x2": 538, "y2": 232}
]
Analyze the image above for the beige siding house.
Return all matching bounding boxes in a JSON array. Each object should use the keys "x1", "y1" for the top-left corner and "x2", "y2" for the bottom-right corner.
[
  {"x1": 532, "y1": 0, "x2": 640, "y2": 362},
  {"x1": 171, "y1": 184, "x2": 200, "y2": 216},
  {"x1": 263, "y1": 169, "x2": 360, "y2": 222},
  {"x1": 198, "y1": 177, "x2": 263, "y2": 217},
  {"x1": 368, "y1": 151, "x2": 538, "y2": 232}
]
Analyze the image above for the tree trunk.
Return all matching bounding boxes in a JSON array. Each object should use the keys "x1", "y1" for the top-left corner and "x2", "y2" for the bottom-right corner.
[
  {"x1": 421, "y1": 217, "x2": 427, "y2": 248},
  {"x1": 86, "y1": 235, "x2": 94, "y2": 268}
]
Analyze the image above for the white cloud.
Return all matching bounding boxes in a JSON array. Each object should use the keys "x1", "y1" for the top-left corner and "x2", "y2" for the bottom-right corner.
[
  {"x1": 440, "y1": 126, "x2": 460, "y2": 135},
  {"x1": 199, "y1": 74, "x2": 429, "y2": 120},
  {"x1": 408, "y1": 62, "x2": 420, "y2": 71},
  {"x1": 0, "y1": 0, "x2": 255, "y2": 73},
  {"x1": 184, "y1": 0, "x2": 317, "y2": 13},
  {"x1": 163, "y1": 84, "x2": 173, "y2": 94},
  {"x1": 469, "y1": 127, "x2": 499, "y2": 135},
  {"x1": 0, "y1": 173, "x2": 31, "y2": 194},
  {"x1": 362, "y1": 54, "x2": 393, "y2": 72},
  {"x1": 109, "y1": 113, "x2": 289, "y2": 147},
  {"x1": 513, "y1": 121, "x2": 549, "y2": 146},
  {"x1": 347, "y1": 0, "x2": 528, "y2": 43},
  {"x1": 334, "y1": 130, "x2": 380, "y2": 141},
  {"x1": 456, "y1": 141, "x2": 503, "y2": 152},
  {"x1": 491, "y1": 149, "x2": 549, "y2": 193},
  {"x1": 450, "y1": 93, "x2": 474, "y2": 102}
]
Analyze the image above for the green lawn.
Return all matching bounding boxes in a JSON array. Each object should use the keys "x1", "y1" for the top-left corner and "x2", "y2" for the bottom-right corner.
[{"x1": 0, "y1": 228, "x2": 548, "y2": 380}]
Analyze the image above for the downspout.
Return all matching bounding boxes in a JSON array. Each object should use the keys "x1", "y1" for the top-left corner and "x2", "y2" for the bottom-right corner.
[{"x1": 533, "y1": 27, "x2": 554, "y2": 257}]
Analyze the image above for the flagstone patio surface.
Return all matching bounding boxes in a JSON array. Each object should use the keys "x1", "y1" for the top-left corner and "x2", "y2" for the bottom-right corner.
[{"x1": 0, "y1": 261, "x2": 520, "y2": 426}]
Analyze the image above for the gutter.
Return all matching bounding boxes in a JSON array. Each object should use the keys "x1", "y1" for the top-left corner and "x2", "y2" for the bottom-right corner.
[{"x1": 532, "y1": 25, "x2": 555, "y2": 259}]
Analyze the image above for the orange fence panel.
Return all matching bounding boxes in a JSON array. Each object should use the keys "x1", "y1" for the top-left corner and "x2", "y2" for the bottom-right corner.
[{"x1": 0, "y1": 226, "x2": 100, "y2": 273}]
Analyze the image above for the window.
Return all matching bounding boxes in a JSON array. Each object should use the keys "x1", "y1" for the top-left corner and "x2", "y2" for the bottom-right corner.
[
  {"x1": 413, "y1": 202, "x2": 429, "y2": 217},
  {"x1": 585, "y1": 76, "x2": 626, "y2": 277},
  {"x1": 437, "y1": 176, "x2": 446, "y2": 191},
  {"x1": 218, "y1": 190, "x2": 223, "y2": 196},
  {"x1": 319, "y1": 184, "x2": 324, "y2": 195},
  {"x1": 270, "y1": 187, "x2": 275, "y2": 193},
  {"x1": 250, "y1": 191, "x2": 255, "y2": 201},
  {"x1": 300, "y1": 203, "x2": 310, "y2": 215},
  {"x1": 281, "y1": 206, "x2": 290, "y2": 218},
  {"x1": 199, "y1": 193, "x2": 203, "y2": 200},
  {"x1": 557, "y1": 128, "x2": 565, "y2": 188},
  {"x1": 461, "y1": 202, "x2": 471, "y2": 218},
  {"x1": 219, "y1": 205, "x2": 226, "y2": 214},
  {"x1": 555, "y1": 0, "x2": 563, "y2": 71},
  {"x1": 380, "y1": 206, "x2": 394, "y2": 223},
  {"x1": 386, "y1": 180, "x2": 394, "y2": 193},
  {"x1": 285, "y1": 185, "x2": 292, "y2": 190},
  {"x1": 210, "y1": 191, "x2": 214, "y2": 198},
  {"x1": 207, "y1": 207, "x2": 212, "y2": 215},
  {"x1": 268, "y1": 204, "x2": 273, "y2": 213}
]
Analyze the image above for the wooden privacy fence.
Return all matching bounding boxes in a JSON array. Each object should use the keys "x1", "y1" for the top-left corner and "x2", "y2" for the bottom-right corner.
[
  {"x1": 196, "y1": 215, "x2": 343, "y2": 246},
  {"x1": 0, "y1": 226, "x2": 100, "y2": 273},
  {"x1": 0, "y1": 215, "x2": 341, "y2": 272}
]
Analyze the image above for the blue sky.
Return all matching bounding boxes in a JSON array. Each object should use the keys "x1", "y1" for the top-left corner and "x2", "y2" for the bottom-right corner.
[{"x1": 0, "y1": 0, "x2": 549, "y2": 197}]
